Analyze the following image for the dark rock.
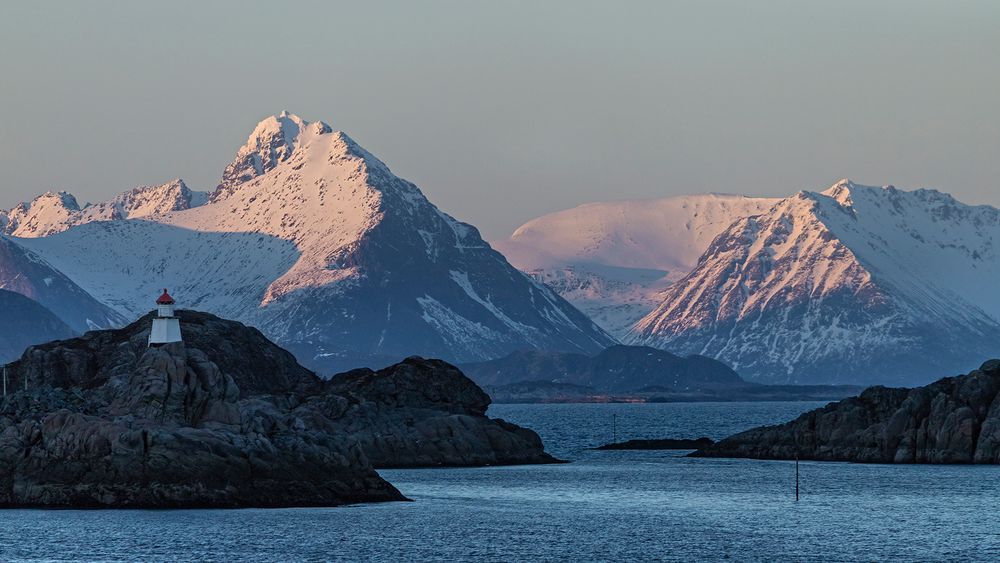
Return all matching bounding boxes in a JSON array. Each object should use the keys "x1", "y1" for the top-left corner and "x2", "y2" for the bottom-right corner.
[
  {"x1": 12, "y1": 309, "x2": 319, "y2": 397},
  {"x1": 692, "y1": 360, "x2": 1000, "y2": 464},
  {"x1": 596, "y1": 438, "x2": 715, "y2": 450},
  {"x1": 325, "y1": 357, "x2": 560, "y2": 467},
  {"x1": 0, "y1": 311, "x2": 558, "y2": 507}
]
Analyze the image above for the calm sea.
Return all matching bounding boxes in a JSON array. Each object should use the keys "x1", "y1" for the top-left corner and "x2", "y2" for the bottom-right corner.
[{"x1": 2, "y1": 402, "x2": 999, "y2": 562}]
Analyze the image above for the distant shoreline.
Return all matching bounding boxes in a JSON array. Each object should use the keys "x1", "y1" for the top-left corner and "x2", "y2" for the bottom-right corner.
[{"x1": 486, "y1": 383, "x2": 861, "y2": 405}]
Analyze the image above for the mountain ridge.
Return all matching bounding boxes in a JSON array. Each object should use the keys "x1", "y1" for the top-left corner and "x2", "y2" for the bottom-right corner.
[
  {"x1": 629, "y1": 180, "x2": 1000, "y2": 385},
  {"x1": 5, "y1": 112, "x2": 614, "y2": 373},
  {"x1": 0, "y1": 179, "x2": 207, "y2": 238}
]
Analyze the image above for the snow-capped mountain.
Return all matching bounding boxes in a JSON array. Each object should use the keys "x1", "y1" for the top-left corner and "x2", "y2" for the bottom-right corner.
[
  {"x1": 0, "y1": 192, "x2": 82, "y2": 238},
  {"x1": 629, "y1": 180, "x2": 1000, "y2": 385},
  {"x1": 10, "y1": 112, "x2": 614, "y2": 372},
  {"x1": 493, "y1": 194, "x2": 781, "y2": 336},
  {"x1": 0, "y1": 236, "x2": 124, "y2": 332},
  {"x1": 0, "y1": 289, "x2": 75, "y2": 364},
  {"x1": 0, "y1": 180, "x2": 206, "y2": 238}
]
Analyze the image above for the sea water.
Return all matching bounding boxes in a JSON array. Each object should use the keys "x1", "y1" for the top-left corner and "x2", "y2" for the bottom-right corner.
[{"x1": 2, "y1": 402, "x2": 999, "y2": 562}]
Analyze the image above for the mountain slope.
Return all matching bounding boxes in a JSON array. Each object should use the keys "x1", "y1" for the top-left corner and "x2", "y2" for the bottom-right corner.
[
  {"x1": 14, "y1": 112, "x2": 614, "y2": 372},
  {"x1": 629, "y1": 180, "x2": 1000, "y2": 385},
  {"x1": 0, "y1": 236, "x2": 124, "y2": 332},
  {"x1": 0, "y1": 289, "x2": 75, "y2": 363},
  {"x1": 493, "y1": 194, "x2": 781, "y2": 336}
]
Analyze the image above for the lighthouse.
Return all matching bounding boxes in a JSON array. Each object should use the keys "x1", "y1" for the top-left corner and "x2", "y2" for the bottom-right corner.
[{"x1": 148, "y1": 289, "x2": 182, "y2": 346}]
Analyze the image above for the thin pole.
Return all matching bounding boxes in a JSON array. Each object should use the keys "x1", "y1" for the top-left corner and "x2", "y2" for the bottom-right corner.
[{"x1": 795, "y1": 456, "x2": 800, "y2": 502}]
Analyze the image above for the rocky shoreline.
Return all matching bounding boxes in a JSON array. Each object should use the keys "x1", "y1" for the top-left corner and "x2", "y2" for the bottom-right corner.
[
  {"x1": 0, "y1": 310, "x2": 557, "y2": 508},
  {"x1": 692, "y1": 360, "x2": 1000, "y2": 464}
]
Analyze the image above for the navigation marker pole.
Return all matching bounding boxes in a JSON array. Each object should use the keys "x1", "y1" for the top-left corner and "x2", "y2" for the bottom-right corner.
[{"x1": 795, "y1": 455, "x2": 800, "y2": 502}]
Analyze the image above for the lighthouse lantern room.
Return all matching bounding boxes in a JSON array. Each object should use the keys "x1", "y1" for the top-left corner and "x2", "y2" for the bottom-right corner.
[{"x1": 149, "y1": 289, "x2": 183, "y2": 346}]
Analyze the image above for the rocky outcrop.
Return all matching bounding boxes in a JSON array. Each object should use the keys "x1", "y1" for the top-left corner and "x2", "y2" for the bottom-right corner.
[
  {"x1": 692, "y1": 360, "x2": 1000, "y2": 464},
  {"x1": 325, "y1": 359, "x2": 559, "y2": 467},
  {"x1": 0, "y1": 310, "x2": 557, "y2": 507}
]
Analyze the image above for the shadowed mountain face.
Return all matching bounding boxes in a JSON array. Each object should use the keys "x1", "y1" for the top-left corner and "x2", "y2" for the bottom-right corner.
[
  {"x1": 0, "y1": 289, "x2": 75, "y2": 364},
  {"x1": 0, "y1": 310, "x2": 556, "y2": 507},
  {"x1": 693, "y1": 360, "x2": 1000, "y2": 464},
  {"x1": 0, "y1": 237, "x2": 124, "y2": 332},
  {"x1": 6, "y1": 112, "x2": 614, "y2": 374}
]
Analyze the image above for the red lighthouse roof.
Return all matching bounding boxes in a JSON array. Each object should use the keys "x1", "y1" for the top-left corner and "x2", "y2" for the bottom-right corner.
[{"x1": 156, "y1": 289, "x2": 175, "y2": 305}]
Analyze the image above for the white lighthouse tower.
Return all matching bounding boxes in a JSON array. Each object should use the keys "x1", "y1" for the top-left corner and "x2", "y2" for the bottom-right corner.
[{"x1": 148, "y1": 289, "x2": 182, "y2": 346}]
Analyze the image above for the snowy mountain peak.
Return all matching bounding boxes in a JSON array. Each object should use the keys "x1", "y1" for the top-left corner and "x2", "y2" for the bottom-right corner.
[
  {"x1": 85, "y1": 178, "x2": 203, "y2": 220},
  {"x1": 11, "y1": 111, "x2": 614, "y2": 372},
  {"x1": 823, "y1": 178, "x2": 857, "y2": 191},
  {"x1": 41, "y1": 191, "x2": 82, "y2": 210},
  {"x1": 2, "y1": 191, "x2": 83, "y2": 237},
  {"x1": 629, "y1": 181, "x2": 1000, "y2": 385},
  {"x1": 819, "y1": 178, "x2": 859, "y2": 207},
  {"x1": 213, "y1": 112, "x2": 341, "y2": 201}
]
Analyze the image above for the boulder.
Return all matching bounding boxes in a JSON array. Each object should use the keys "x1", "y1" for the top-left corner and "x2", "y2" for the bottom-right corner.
[{"x1": 323, "y1": 358, "x2": 558, "y2": 467}]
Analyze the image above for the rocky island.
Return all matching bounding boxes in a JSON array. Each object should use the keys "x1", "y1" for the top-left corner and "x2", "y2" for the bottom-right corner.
[
  {"x1": 693, "y1": 360, "x2": 1000, "y2": 464},
  {"x1": 0, "y1": 310, "x2": 556, "y2": 508}
]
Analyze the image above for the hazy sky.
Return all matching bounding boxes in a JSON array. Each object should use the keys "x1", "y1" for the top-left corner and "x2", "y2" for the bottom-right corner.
[{"x1": 1, "y1": 1, "x2": 998, "y2": 239}]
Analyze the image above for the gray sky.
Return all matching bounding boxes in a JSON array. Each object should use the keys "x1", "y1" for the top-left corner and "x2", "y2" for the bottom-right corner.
[{"x1": 1, "y1": 1, "x2": 998, "y2": 240}]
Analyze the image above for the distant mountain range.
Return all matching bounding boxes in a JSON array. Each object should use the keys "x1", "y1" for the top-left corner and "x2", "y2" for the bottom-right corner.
[
  {"x1": 463, "y1": 345, "x2": 742, "y2": 391},
  {"x1": 497, "y1": 180, "x2": 1000, "y2": 386},
  {"x1": 493, "y1": 193, "x2": 780, "y2": 336},
  {"x1": 4, "y1": 112, "x2": 997, "y2": 388},
  {"x1": 461, "y1": 345, "x2": 860, "y2": 403},
  {"x1": 0, "y1": 179, "x2": 205, "y2": 238},
  {"x1": 0, "y1": 112, "x2": 612, "y2": 373}
]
